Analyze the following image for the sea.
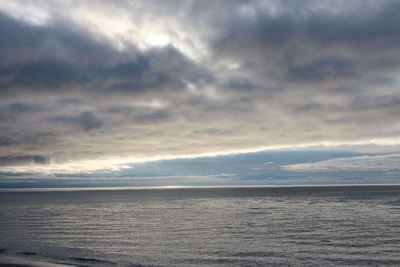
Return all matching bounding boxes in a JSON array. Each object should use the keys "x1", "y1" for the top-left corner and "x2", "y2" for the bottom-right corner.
[{"x1": 0, "y1": 185, "x2": 399, "y2": 266}]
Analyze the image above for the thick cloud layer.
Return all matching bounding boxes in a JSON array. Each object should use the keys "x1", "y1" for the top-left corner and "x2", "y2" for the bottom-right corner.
[{"x1": 0, "y1": 0, "x2": 400, "y2": 177}]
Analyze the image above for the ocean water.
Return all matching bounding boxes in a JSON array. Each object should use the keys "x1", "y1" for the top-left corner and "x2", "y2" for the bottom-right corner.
[{"x1": 0, "y1": 186, "x2": 400, "y2": 266}]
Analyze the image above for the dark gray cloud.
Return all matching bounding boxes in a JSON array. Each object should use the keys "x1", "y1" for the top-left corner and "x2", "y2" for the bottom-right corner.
[
  {"x1": 0, "y1": 136, "x2": 19, "y2": 146},
  {"x1": 286, "y1": 56, "x2": 361, "y2": 82},
  {"x1": 0, "y1": 132, "x2": 58, "y2": 149},
  {"x1": 0, "y1": 11, "x2": 209, "y2": 99},
  {"x1": 135, "y1": 109, "x2": 172, "y2": 124},
  {"x1": 9, "y1": 60, "x2": 81, "y2": 91},
  {"x1": 100, "y1": 46, "x2": 211, "y2": 96},
  {"x1": 0, "y1": 155, "x2": 49, "y2": 166},
  {"x1": 7, "y1": 102, "x2": 43, "y2": 113},
  {"x1": 104, "y1": 105, "x2": 173, "y2": 124},
  {"x1": 210, "y1": 0, "x2": 400, "y2": 84},
  {"x1": 222, "y1": 77, "x2": 255, "y2": 92},
  {"x1": 52, "y1": 111, "x2": 103, "y2": 132}
]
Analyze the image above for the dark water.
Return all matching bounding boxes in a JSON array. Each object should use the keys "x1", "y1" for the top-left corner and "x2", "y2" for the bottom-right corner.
[{"x1": 0, "y1": 186, "x2": 400, "y2": 266}]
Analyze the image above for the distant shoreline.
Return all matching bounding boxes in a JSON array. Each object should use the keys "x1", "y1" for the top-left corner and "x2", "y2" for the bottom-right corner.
[{"x1": 0, "y1": 183, "x2": 399, "y2": 192}]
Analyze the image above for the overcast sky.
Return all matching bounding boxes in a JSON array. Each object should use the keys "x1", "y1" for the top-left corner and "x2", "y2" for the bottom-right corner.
[{"x1": 0, "y1": 0, "x2": 399, "y2": 187}]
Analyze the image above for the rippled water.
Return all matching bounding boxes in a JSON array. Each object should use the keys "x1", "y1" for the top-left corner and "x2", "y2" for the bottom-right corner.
[{"x1": 0, "y1": 186, "x2": 400, "y2": 266}]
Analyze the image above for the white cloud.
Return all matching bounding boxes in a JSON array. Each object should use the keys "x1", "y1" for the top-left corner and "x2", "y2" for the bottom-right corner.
[{"x1": 282, "y1": 154, "x2": 400, "y2": 171}]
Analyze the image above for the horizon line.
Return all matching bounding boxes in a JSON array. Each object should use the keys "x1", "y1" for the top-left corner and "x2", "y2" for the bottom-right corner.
[{"x1": 1, "y1": 183, "x2": 399, "y2": 192}]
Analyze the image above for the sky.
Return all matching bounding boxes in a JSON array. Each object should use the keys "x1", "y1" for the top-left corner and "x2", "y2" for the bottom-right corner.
[{"x1": 0, "y1": 0, "x2": 399, "y2": 188}]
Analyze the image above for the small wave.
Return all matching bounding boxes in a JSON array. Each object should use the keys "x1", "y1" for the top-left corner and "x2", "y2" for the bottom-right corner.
[
  {"x1": 384, "y1": 200, "x2": 400, "y2": 206},
  {"x1": 231, "y1": 251, "x2": 281, "y2": 258},
  {"x1": 180, "y1": 258, "x2": 236, "y2": 265},
  {"x1": 20, "y1": 251, "x2": 37, "y2": 256},
  {"x1": 326, "y1": 256, "x2": 400, "y2": 266},
  {"x1": 70, "y1": 257, "x2": 116, "y2": 265},
  {"x1": 126, "y1": 264, "x2": 160, "y2": 267},
  {"x1": 246, "y1": 211, "x2": 265, "y2": 215},
  {"x1": 319, "y1": 239, "x2": 331, "y2": 243}
]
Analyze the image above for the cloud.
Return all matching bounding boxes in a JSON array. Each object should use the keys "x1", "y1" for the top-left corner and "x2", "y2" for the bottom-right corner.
[
  {"x1": 7, "y1": 102, "x2": 43, "y2": 113},
  {"x1": 0, "y1": 155, "x2": 49, "y2": 166},
  {"x1": 0, "y1": 1, "x2": 400, "y2": 179},
  {"x1": 286, "y1": 56, "x2": 360, "y2": 82},
  {"x1": 135, "y1": 109, "x2": 172, "y2": 124},
  {"x1": 211, "y1": 16, "x2": 400, "y2": 100},
  {"x1": 0, "y1": 11, "x2": 210, "y2": 98},
  {"x1": 52, "y1": 111, "x2": 103, "y2": 132},
  {"x1": 282, "y1": 154, "x2": 400, "y2": 171}
]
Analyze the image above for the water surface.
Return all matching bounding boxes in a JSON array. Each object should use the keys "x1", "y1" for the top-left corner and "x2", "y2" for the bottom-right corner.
[{"x1": 0, "y1": 186, "x2": 399, "y2": 266}]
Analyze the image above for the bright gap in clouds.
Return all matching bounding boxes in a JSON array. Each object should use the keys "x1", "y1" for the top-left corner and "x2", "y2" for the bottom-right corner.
[
  {"x1": 1, "y1": 138, "x2": 400, "y2": 177},
  {"x1": 146, "y1": 34, "x2": 171, "y2": 47},
  {"x1": 1, "y1": 146, "x2": 399, "y2": 188}
]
